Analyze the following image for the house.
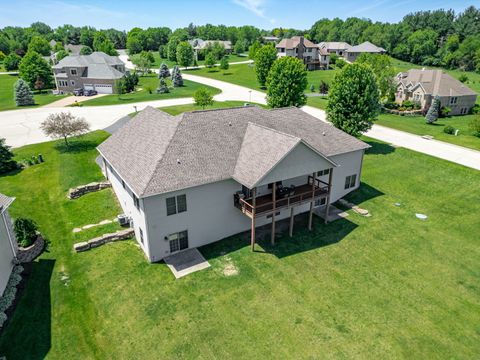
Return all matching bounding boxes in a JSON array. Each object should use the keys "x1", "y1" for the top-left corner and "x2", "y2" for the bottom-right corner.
[
  {"x1": 97, "y1": 106, "x2": 369, "y2": 262},
  {"x1": 0, "y1": 193, "x2": 17, "y2": 296},
  {"x1": 275, "y1": 36, "x2": 329, "y2": 70},
  {"x1": 395, "y1": 69, "x2": 478, "y2": 115},
  {"x1": 188, "y1": 39, "x2": 232, "y2": 60},
  {"x1": 52, "y1": 51, "x2": 126, "y2": 94},
  {"x1": 318, "y1": 41, "x2": 351, "y2": 57},
  {"x1": 344, "y1": 41, "x2": 386, "y2": 62},
  {"x1": 65, "y1": 44, "x2": 84, "y2": 56},
  {"x1": 262, "y1": 36, "x2": 280, "y2": 43}
]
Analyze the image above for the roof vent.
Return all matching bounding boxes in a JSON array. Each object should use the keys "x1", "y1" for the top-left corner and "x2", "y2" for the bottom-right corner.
[
  {"x1": 322, "y1": 131, "x2": 326, "y2": 136},
  {"x1": 228, "y1": 121, "x2": 232, "y2": 126},
  {"x1": 176, "y1": 159, "x2": 181, "y2": 164}
]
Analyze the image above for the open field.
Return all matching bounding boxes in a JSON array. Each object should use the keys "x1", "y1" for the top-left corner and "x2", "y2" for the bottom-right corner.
[
  {"x1": 79, "y1": 75, "x2": 221, "y2": 106},
  {"x1": 376, "y1": 113, "x2": 480, "y2": 150},
  {"x1": 130, "y1": 52, "x2": 249, "y2": 68},
  {"x1": 0, "y1": 131, "x2": 479, "y2": 359},
  {"x1": 0, "y1": 74, "x2": 66, "y2": 111}
]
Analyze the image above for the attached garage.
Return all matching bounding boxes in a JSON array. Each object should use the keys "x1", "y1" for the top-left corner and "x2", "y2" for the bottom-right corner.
[
  {"x1": 94, "y1": 84, "x2": 113, "y2": 94},
  {"x1": 83, "y1": 84, "x2": 94, "y2": 91}
]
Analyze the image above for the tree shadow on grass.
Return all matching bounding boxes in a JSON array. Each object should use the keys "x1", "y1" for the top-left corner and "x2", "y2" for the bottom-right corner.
[
  {"x1": 54, "y1": 139, "x2": 98, "y2": 154},
  {"x1": 364, "y1": 140, "x2": 396, "y2": 155},
  {"x1": 0, "y1": 259, "x2": 54, "y2": 360}
]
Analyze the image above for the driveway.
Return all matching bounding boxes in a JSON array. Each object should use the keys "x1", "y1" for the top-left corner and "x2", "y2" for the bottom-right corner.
[{"x1": 43, "y1": 94, "x2": 108, "y2": 108}]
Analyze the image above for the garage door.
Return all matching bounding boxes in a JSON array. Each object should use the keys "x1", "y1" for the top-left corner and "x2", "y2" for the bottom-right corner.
[
  {"x1": 94, "y1": 84, "x2": 113, "y2": 94},
  {"x1": 84, "y1": 84, "x2": 94, "y2": 90}
]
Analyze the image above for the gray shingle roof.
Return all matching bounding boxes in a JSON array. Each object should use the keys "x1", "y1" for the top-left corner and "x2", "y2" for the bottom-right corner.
[
  {"x1": 318, "y1": 42, "x2": 352, "y2": 51},
  {"x1": 53, "y1": 52, "x2": 125, "y2": 80},
  {"x1": 397, "y1": 69, "x2": 477, "y2": 97},
  {"x1": 347, "y1": 41, "x2": 385, "y2": 53},
  {"x1": 98, "y1": 106, "x2": 369, "y2": 197},
  {"x1": 276, "y1": 36, "x2": 317, "y2": 49},
  {"x1": 0, "y1": 193, "x2": 14, "y2": 212}
]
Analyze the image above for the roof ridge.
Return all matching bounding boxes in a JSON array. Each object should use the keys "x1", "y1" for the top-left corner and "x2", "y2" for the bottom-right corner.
[
  {"x1": 246, "y1": 121, "x2": 301, "y2": 141},
  {"x1": 186, "y1": 104, "x2": 258, "y2": 114}
]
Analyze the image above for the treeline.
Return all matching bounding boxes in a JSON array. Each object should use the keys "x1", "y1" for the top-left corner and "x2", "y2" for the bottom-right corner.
[{"x1": 308, "y1": 6, "x2": 480, "y2": 71}]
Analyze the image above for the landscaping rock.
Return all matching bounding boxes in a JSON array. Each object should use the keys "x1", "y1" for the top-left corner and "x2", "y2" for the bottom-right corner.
[
  {"x1": 74, "y1": 242, "x2": 90, "y2": 252},
  {"x1": 88, "y1": 237, "x2": 104, "y2": 248},
  {"x1": 67, "y1": 181, "x2": 111, "y2": 199}
]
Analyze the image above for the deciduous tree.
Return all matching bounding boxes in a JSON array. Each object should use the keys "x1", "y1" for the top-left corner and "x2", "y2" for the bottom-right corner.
[
  {"x1": 204, "y1": 53, "x2": 215, "y2": 68},
  {"x1": 40, "y1": 112, "x2": 90, "y2": 146},
  {"x1": 4, "y1": 53, "x2": 21, "y2": 71},
  {"x1": 254, "y1": 44, "x2": 277, "y2": 88},
  {"x1": 27, "y1": 36, "x2": 51, "y2": 56},
  {"x1": 176, "y1": 42, "x2": 194, "y2": 68},
  {"x1": 194, "y1": 88, "x2": 214, "y2": 109},
  {"x1": 19, "y1": 51, "x2": 53, "y2": 89}
]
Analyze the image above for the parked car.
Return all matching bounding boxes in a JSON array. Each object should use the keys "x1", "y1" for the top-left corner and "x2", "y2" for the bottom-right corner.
[
  {"x1": 84, "y1": 89, "x2": 98, "y2": 96},
  {"x1": 73, "y1": 88, "x2": 84, "y2": 96}
]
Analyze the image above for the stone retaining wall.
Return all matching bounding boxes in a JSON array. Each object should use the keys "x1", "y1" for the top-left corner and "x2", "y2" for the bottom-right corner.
[
  {"x1": 17, "y1": 235, "x2": 45, "y2": 263},
  {"x1": 68, "y1": 181, "x2": 111, "y2": 199},
  {"x1": 74, "y1": 228, "x2": 134, "y2": 252},
  {"x1": 383, "y1": 108, "x2": 423, "y2": 116}
]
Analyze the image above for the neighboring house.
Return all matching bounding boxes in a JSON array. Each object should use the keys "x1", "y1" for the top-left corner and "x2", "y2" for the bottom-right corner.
[
  {"x1": 318, "y1": 41, "x2": 352, "y2": 57},
  {"x1": 49, "y1": 39, "x2": 57, "y2": 48},
  {"x1": 0, "y1": 193, "x2": 17, "y2": 296},
  {"x1": 52, "y1": 51, "x2": 126, "y2": 94},
  {"x1": 97, "y1": 106, "x2": 369, "y2": 262},
  {"x1": 275, "y1": 36, "x2": 329, "y2": 70},
  {"x1": 188, "y1": 39, "x2": 232, "y2": 60},
  {"x1": 395, "y1": 69, "x2": 478, "y2": 115},
  {"x1": 65, "y1": 44, "x2": 84, "y2": 56},
  {"x1": 344, "y1": 41, "x2": 386, "y2": 62},
  {"x1": 262, "y1": 36, "x2": 280, "y2": 43}
]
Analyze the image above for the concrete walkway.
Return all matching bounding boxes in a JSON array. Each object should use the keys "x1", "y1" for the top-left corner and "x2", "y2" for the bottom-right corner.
[{"x1": 43, "y1": 93, "x2": 108, "y2": 108}]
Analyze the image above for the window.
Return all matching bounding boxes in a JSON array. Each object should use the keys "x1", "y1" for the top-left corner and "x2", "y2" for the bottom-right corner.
[
  {"x1": 139, "y1": 228, "x2": 144, "y2": 244},
  {"x1": 318, "y1": 169, "x2": 330, "y2": 177},
  {"x1": 166, "y1": 195, "x2": 187, "y2": 216},
  {"x1": 314, "y1": 198, "x2": 326, "y2": 207},
  {"x1": 70, "y1": 69, "x2": 77, "y2": 75},
  {"x1": 133, "y1": 194, "x2": 140, "y2": 209},
  {"x1": 460, "y1": 107, "x2": 467, "y2": 115},
  {"x1": 58, "y1": 80, "x2": 68, "y2": 87},
  {"x1": 168, "y1": 230, "x2": 188, "y2": 253},
  {"x1": 344, "y1": 174, "x2": 357, "y2": 189},
  {"x1": 450, "y1": 97, "x2": 458, "y2": 105},
  {"x1": 70, "y1": 80, "x2": 75, "y2": 86}
]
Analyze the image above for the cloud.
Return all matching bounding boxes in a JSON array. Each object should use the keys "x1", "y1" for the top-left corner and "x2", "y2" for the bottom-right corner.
[{"x1": 232, "y1": 0, "x2": 276, "y2": 23}]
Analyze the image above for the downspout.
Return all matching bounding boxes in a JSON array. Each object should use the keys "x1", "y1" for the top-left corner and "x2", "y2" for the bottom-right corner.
[{"x1": 1, "y1": 210, "x2": 18, "y2": 261}]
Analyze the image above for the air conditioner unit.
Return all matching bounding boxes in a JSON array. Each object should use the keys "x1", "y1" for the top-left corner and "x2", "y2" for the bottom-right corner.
[{"x1": 117, "y1": 214, "x2": 130, "y2": 226}]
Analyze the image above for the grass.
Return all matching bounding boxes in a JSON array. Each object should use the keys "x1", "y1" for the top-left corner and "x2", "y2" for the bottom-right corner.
[
  {"x1": 158, "y1": 100, "x2": 265, "y2": 115},
  {"x1": 0, "y1": 74, "x2": 67, "y2": 111},
  {"x1": 375, "y1": 113, "x2": 480, "y2": 150},
  {"x1": 0, "y1": 131, "x2": 479, "y2": 358},
  {"x1": 130, "y1": 52, "x2": 249, "y2": 68},
  {"x1": 79, "y1": 75, "x2": 221, "y2": 106}
]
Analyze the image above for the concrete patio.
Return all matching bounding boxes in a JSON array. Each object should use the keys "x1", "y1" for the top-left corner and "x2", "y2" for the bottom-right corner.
[{"x1": 163, "y1": 248, "x2": 211, "y2": 279}]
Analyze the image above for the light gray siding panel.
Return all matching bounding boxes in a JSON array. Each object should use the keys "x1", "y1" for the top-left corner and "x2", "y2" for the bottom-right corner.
[{"x1": 0, "y1": 211, "x2": 15, "y2": 296}]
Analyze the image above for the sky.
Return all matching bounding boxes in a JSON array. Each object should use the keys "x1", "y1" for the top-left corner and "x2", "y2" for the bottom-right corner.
[{"x1": 0, "y1": 0, "x2": 478, "y2": 31}]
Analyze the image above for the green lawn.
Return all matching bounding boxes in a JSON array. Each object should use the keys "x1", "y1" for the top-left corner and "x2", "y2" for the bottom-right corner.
[
  {"x1": 0, "y1": 74, "x2": 66, "y2": 111},
  {"x1": 375, "y1": 113, "x2": 480, "y2": 150},
  {"x1": 79, "y1": 75, "x2": 221, "y2": 106},
  {"x1": 0, "y1": 131, "x2": 479, "y2": 358},
  {"x1": 158, "y1": 100, "x2": 264, "y2": 115},
  {"x1": 130, "y1": 52, "x2": 249, "y2": 68}
]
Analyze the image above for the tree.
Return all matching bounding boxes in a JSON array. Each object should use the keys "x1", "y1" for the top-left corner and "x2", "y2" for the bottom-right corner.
[
  {"x1": 18, "y1": 51, "x2": 53, "y2": 89},
  {"x1": 4, "y1": 53, "x2": 21, "y2": 71},
  {"x1": 176, "y1": 42, "x2": 194, "y2": 68},
  {"x1": 14, "y1": 218, "x2": 38, "y2": 248},
  {"x1": 266, "y1": 57, "x2": 308, "y2": 108},
  {"x1": 234, "y1": 40, "x2": 245, "y2": 55},
  {"x1": 93, "y1": 32, "x2": 118, "y2": 56},
  {"x1": 55, "y1": 49, "x2": 69, "y2": 61},
  {"x1": 167, "y1": 37, "x2": 180, "y2": 62},
  {"x1": 0, "y1": 138, "x2": 18, "y2": 174},
  {"x1": 34, "y1": 76, "x2": 45, "y2": 93},
  {"x1": 356, "y1": 53, "x2": 396, "y2": 100},
  {"x1": 123, "y1": 72, "x2": 139, "y2": 93},
  {"x1": 156, "y1": 77, "x2": 169, "y2": 94},
  {"x1": 407, "y1": 29, "x2": 438, "y2": 64},
  {"x1": 80, "y1": 46, "x2": 93, "y2": 55},
  {"x1": 133, "y1": 51, "x2": 154, "y2": 74},
  {"x1": 14, "y1": 79, "x2": 34, "y2": 106},
  {"x1": 204, "y1": 53, "x2": 215, "y2": 68},
  {"x1": 248, "y1": 40, "x2": 261, "y2": 59},
  {"x1": 158, "y1": 45, "x2": 167, "y2": 59},
  {"x1": 158, "y1": 62, "x2": 170, "y2": 78},
  {"x1": 219, "y1": 56, "x2": 229, "y2": 72},
  {"x1": 254, "y1": 44, "x2": 277, "y2": 88},
  {"x1": 40, "y1": 112, "x2": 90, "y2": 147},
  {"x1": 327, "y1": 63, "x2": 380, "y2": 137},
  {"x1": 194, "y1": 88, "x2": 214, "y2": 109},
  {"x1": 425, "y1": 96, "x2": 440, "y2": 124},
  {"x1": 27, "y1": 36, "x2": 51, "y2": 56},
  {"x1": 319, "y1": 81, "x2": 329, "y2": 94},
  {"x1": 172, "y1": 66, "x2": 183, "y2": 87}
]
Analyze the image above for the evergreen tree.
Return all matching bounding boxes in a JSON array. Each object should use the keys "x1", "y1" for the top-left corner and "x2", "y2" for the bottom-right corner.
[
  {"x1": 158, "y1": 62, "x2": 170, "y2": 79},
  {"x1": 425, "y1": 96, "x2": 441, "y2": 124},
  {"x1": 327, "y1": 63, "x2": 380, "y2": 137},
  {"x1": 172, "y1": 66, "x2": 183, "y2": 87},
  {"x1": 14, "y1": 79, "x2": 34, "y2": 106},
  {"x1": 170, "y1": 65, "x2": 177, "y2": 81},
  {"x1": 266, "y1": 57, "x2": 308, "y2": 108},
  {"x1": 0, "y1": 138, "x2": 18, "y2": 175},
  {"x1": 156, "y1": 77, "x2": 169, "y2": 93}
]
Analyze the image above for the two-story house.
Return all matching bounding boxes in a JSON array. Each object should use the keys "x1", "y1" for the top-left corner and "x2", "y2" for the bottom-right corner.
[
  {"x1": 52, "y1": 51, "x2": 126, "y2": 94},
  {"x1": 97, "y1": 105, "x2": 369, "y2": 262},
  {"x1": 396, "y1": 69, "x2": 477, "y2": 115},
  {"x1": 275, "y1": 36, "x2": 329, "y2": 70},
  {"x1": 344, "y1": 41, "x2": 386, "y2": 62},
  {"x1": 0, "y1": 193, "x2": 17, "y2": 296},
  {"x1": 318, "y1": 42, "x2": 352, "y2": 57}
]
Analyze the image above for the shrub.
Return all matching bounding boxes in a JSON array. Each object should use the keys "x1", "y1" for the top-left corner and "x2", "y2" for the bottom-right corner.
[
  {"x1": 443, "y1": 125, "x2": 455, "y2": 134},
  {"x1": 193, "y1": 87, "x2": 213, "y2": 109},
  {"x1": 14, "y1": 217, "x2": 38, "y2": 248},
  {"x1": 0, "y1": 312, "x2": 6, "y2": 328},
  {"x1": 440, "y1": 106, "x2": 451, "y2": 117},
  {"x1": 310, "y1": 84, "x2": 315, "y2": 92},
  {"x1": 469, "y1": 116, "x2": 480, "y2": 137},
  {"x1": 0, "y1": 286, "x2": 17, "y2": 312},
  {"x1": 335, "y1": 58, "x2": 346, "y2": 69},
  {"x1": 458, "y1": 74, "x2": 468, "y2": 83},
  {"x1": 402, "y1": 100, "x2": 414, "y2": 110},
  {"x1": 383, "y1": 101, "x2": 399, "y2": 110},
  {"x1": 471, "y1": 104, "x2": 479, "y2": 114},
  {"x1": 319, "y1": 80, "x2": 329, "y2": 94},
  {"x1": 330, "y1": 53, "x2": 338, "y2": 64}
]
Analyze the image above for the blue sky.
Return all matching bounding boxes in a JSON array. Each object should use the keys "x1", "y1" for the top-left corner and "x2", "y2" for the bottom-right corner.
[{"x1": 0, "y1": 0, "x2": 478, "y2": 30}]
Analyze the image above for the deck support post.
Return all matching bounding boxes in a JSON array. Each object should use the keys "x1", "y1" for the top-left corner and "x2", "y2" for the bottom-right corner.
[
  {"x1": 289, "y1": 207, "x2": 294, "y2": 237},
  {"x1": 250, "y1": 187, "x2": 256, "y2": 251},
  {"x1": 271, "y1": 182, "x2": 276, "y2": 245},
  {"x1": 324, "y1": 168, "x2": 333, "y2": 224},
  {"x1": 308, "y1": 172, "x2": 316, "y2": 231}
]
